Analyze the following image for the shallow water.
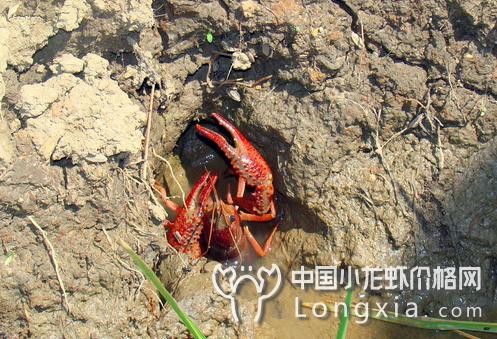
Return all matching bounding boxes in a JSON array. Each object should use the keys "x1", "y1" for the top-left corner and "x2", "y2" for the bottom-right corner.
[{"x1": 231, "y1": 261, "x2": 493, "y2": 338}]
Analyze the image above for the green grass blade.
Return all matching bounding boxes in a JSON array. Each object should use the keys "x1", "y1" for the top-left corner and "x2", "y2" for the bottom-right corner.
[
  {"x1": 305, "y1": 297, "x2": 497, "y2": 336},
  {"x1": 206, "y1": 31, "x2": 213, "y2": 43},
  {"x1": 118, "y1": 239, "x2": 206, "y2": 339},
  {"x1": 366, "y1": 306, "x2": 497, "y2": 333},
  {"x1": 336, "y1": 288, "x2": 354, "y2": 339}
]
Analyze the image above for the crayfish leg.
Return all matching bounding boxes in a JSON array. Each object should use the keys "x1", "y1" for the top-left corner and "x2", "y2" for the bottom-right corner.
[
  {"x1": 153, "y1": 181, "x2": 181, "y2": 213},
  {"x1": 238, "y1": 201, "x2": 276, "y2": 222},
  {"x1": 243, "y1": 220, "x2": 279, "y2": 257},
  {"x1": 236, "y1": 177, "x2": 246, "y2": 198}
]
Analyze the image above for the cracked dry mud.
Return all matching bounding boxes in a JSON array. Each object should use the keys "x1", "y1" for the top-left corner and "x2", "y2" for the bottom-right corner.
[{"x1": 0, "y1": 0, "x2": 496, "y2": 337}]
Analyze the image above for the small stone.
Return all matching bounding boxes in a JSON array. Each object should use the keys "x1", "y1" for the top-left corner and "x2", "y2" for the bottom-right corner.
[
  {"x1": 123, "y1": 66, "x2": 144, "y2": 88},
  {"x1": 49, "y1": 53, "x2": 84, "y2": 74},
  {"x1": 82, "y1": 53, "x2": 110, "y2": 80},
  {"x1": 35, "y1": 64, "x2": 47, "y2": 74},
  {"x1": 261, "y1": 43, "x2": 271, "y2": 57},
  {"x1": 221, "y1": 41, "x2": 237, "y2": 52},
  {"x1": 123, "y1": 66, "x2": 139, "y2": 79},
  {"x1": 308, "y1": 68, "x2": 326, "y2": 83},
  {"x1": 316, "y1": 55, "x2": 345, "y2": 71},
  {"x1": 227, "y1": 88, "x2": 241, "y2": 102},
  {"x1": 351, "y1": 31, "x2": 364, "y2": 49},
  {"x1": 149, "y1": 201, "x2": 166, "y2": 222},
  {"x1": 232, "y1": 51, "x2": 252, "y2": 71},
  {"x1": 246, "y1": 50, "x2": 256, "y2": 63},
  {"x1": 203, "y1": 261, "x2": 218, "y2": 273},
  {"x1": 56, "y1": 0, "x2": 90, "y2": 32}
]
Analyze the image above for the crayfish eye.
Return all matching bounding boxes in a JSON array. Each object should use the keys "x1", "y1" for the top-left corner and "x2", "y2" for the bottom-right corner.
[{"x1": 229, "y1": 215, "x2": 236, "y2": 223}]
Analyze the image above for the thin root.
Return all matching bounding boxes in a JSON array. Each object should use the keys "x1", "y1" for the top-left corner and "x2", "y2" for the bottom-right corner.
[{"x1": 152, "y1": 148, "x2": 187, "y2": 208}]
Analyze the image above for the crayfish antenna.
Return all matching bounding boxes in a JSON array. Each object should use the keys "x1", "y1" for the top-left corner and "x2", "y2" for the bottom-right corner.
[{"x1": 201, "y1": 186, "x2": 221, "y2": 257}]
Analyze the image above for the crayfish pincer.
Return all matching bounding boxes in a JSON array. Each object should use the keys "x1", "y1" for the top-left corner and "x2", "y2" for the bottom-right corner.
[
  {"x1": 196, "y1": 113, "x2": 276, "y2": 222},
  {"x1": 155, "y1": 171, "x2": 217, "y2": 258}
]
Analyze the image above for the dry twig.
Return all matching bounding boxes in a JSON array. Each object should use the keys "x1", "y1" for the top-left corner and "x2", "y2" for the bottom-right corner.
[
  {"x1": 28, "y1": 216, "x2": 70, "y2": 313},
  {"x1": 259, "y1": 1, "x2": 280, "y2": 24},
  {"x1": 100, "y1": 225, "x2": 148, "y2": 300},
  {"x1": 405, "y1": 93, "x2": 445, "y2": 173},
  {"x1": 436, "y1": 124, "x2": 444, "y2": 171},
  {"x1": 141, "y1": 84, "x2": 156, "y2": 180},
  {"x1": 453, "y1": 329, "x2": 480, "y2": 339},
  {"x1": 445, "y1": 61, "x2": 466, "y2": 124},
  {"x1": 371, "y1": 108, "x2": 401, "y2": 206},
  {"x1": 152, "y1": 148, "x2": 186, "y2": 208}
]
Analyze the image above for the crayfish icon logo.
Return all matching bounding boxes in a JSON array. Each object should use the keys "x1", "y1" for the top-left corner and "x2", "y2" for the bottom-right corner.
[{"x1": 212, "y1": 263, "x2": 282, "y2": 323}]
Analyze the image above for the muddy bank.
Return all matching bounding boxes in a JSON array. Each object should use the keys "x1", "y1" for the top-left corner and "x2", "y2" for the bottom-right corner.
[{"x1": 0, "y1": 0, "x2": 496, "y2": 337}]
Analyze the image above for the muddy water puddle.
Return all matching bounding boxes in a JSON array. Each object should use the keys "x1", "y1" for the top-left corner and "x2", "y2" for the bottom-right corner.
[{"x1": 226, "y1": 255, "x2": 468, "y2": 338}]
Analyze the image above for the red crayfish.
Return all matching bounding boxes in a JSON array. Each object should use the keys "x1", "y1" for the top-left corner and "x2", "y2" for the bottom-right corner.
[{"x1": 155, "y1": 113, "x2": 279, "y2": 260}]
